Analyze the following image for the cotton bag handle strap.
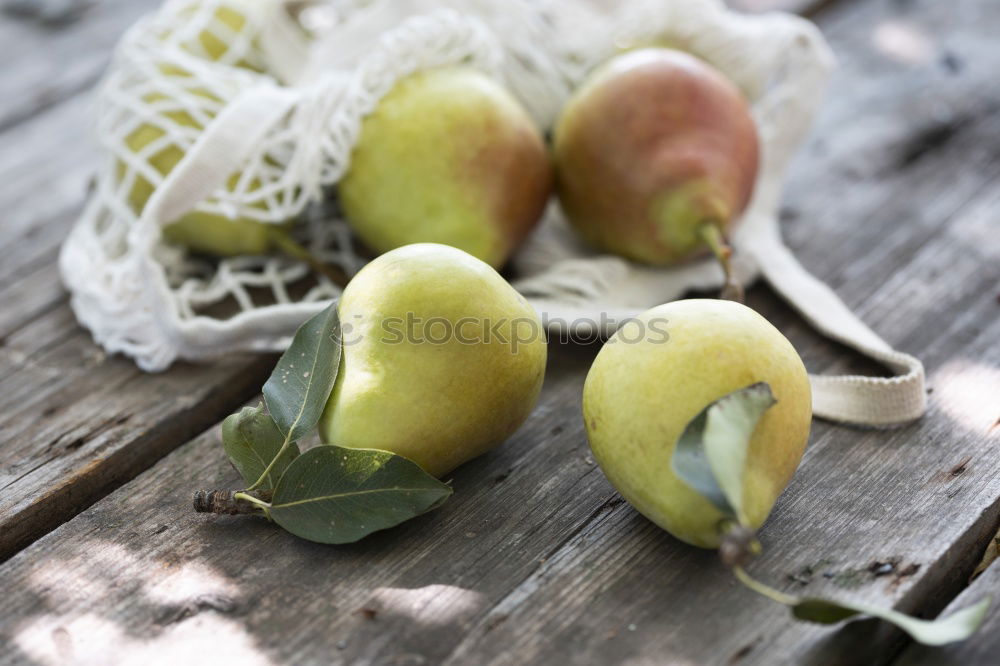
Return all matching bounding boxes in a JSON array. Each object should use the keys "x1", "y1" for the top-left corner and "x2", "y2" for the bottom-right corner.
[
  {"x1": 742, "y1": 227, "x2": 926, "y2": 427},
  {"x1": 137, "y1": 83, "x2": 301, "y2": 231}
]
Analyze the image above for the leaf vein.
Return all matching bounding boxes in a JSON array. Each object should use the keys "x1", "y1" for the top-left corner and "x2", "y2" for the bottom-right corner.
[{"x1": 272, "y1": 486, "x2": 441, "y2": 509}]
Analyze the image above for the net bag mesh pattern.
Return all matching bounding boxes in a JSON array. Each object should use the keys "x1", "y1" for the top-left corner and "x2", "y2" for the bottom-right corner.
[{"x1": 59, "y1": 0, "x2": 927, "y2": 426}]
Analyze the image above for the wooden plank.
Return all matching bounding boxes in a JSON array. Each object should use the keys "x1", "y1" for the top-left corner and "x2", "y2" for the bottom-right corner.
[
  {"x1": 0, "y1": 4, "x2": 283, "y2": 561},
  {"x1": 778, "y1": 7, "x2": 1000, "y2": 304},
  {"x1": 2, "y1": 4, "x2": 999, "y2": 666},
  {"x1": 0, "y1": 260, "x2": 64, "y2": 341},
  {"x1": 0, "y1": 340, "x2": 278, "y2": 561},
  {"x1": 0, "y1": 94, "x2": 109, "y2": 361},
  {"x1": 0, "y1": 166, "x2": 281, "y2": 558},
  {"x1": 0, "y1": 0, "x2": 160, "y2": 131},
  {"x1": 440, "y1": 202, "x2": 1000, "y2": 666},
  {"x1": 0, "y1": 342, "x2": 600, "y2": 665},
  {"x1": 0, "y1": 259, "x2": 995, "y2": 665},
  {"x1": 0, "y1": 93, "x2": 96, "y2": 291}
]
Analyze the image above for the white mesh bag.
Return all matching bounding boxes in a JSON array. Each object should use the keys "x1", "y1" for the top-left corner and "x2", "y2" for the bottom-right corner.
[{"x1": 60, "y1": 0, "x2": 926, "y2": 426}]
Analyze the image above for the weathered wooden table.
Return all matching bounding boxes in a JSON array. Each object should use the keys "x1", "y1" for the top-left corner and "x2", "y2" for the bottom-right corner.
[{"x1": 1, "y1": 0, "x2": 998, "y2": 664}]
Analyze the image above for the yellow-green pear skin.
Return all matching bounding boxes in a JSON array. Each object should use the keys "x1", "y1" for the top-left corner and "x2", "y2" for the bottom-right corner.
[
  {"x1": 339, "y1": 67, "x2": 553, "y2": 268},
  {"x1": 319, "y1": 243, "x2": 547, "y2": 477},
  {"x1": 583, "y1": 300, "x2": 811, "y2": 548},
  {"x1": 173, "y1": 1, "x2": 256, "y2": 65},
  {"x1": 123, "y1": 108, "x2": 278, "y2": 256},
  {"x1": 122, "y1": 0, "x2": 284, "y2": 257}
]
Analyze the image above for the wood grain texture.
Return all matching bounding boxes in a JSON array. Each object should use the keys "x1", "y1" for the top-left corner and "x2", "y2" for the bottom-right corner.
[
  {"x1": 0, "y1": 0, "x2": 157, "y2": 131},
  {"x1": 446, "y1": 0, "x2": 1000, "y2": 660},
  {"x1": 1, "y1": 304, "x2": 996, "y2": 665},
  {"x1": 2, "y1": 0, "x2": 1000, "y2": 664},
  {"x1": 0, "y1": 0, "x2": 279, "y2": 563},
  {"x1": 0, "y1": 94, "x2": 97, "y2": 340},
  {"x1": 0, "y1": 341, "x2": 603, "y2": 665}
]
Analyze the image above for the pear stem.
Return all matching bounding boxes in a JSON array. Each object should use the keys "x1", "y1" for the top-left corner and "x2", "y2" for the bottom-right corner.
[
  {"x1": 733, "y1": 565, "x2": 801, "y2": 606},
  {"x1": 719, "y1": 521, "x2": 988, "y2": 644},
  {"x1": 268, "y1": 228, "x2": 349, "y2": 287},
  {"x1": 719, "y1": 522, "x2": 799, "y2": 606},
  {"x1": 718, "y1": 521, "x2": 762, "y2": 568},
  {"x1": 193, "y1": 489, "x2": 272, "y2": 515},
  {"x1": 698, "y1": 222, "x2": 744, "y2": 303}
]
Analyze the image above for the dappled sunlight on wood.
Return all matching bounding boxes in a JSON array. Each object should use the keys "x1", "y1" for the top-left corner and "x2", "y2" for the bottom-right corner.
[
  {"x1": 872, "y1": 21, "x2": 936, "y2": 65},
  {"x1": 24, "y1": 545, "x2": 120, "y2": 606},
  {"x1": 15, "y1": 540, "x2": 260, "y2": 664},
  {"x1": 15, "y1": 613, "x2": 275, "y2": 666},
  {"x1": 931, "y1": 359, "x2": 1000, "y2": 434},
  {"x1": 25, "y1": 541, "x2": 241, "y2": 609},
  {"x1": 370, "y1": 584, "x2": 486, "y2": 626},
  {"x1": 142, "y1": 560, "x2": 242, "y2": 607}
]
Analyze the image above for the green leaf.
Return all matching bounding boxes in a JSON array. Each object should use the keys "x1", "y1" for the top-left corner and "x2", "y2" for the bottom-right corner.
[
  {"x1": 735, "y1": 566, "x2": 989, "y2": 646},
  {"x1": 672, "y1": 383, "x2": 776, "y2": 522},
  {"x1": 793, "y1": 596, "x2": 991, "y2": 646},
  {"x1": 268, "y1": 446, "x2": 453, "y2": 544},
  {"x1": 263, "y1": 301, "x2": 342, "y2": 442},
  {"x1": 222, "y1": 404, "x2": 301, "y2": 491},
  {"x1": 791, "y1": 598, "x2": 859, "y2": 623}
]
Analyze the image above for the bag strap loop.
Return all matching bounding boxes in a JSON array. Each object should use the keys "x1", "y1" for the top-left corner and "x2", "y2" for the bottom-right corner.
[{"x1": 743, "y1": 227, "x2": 926, "y2": 427}]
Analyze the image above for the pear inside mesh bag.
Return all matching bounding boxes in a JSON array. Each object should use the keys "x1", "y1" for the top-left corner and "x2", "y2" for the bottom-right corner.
[{"x1": 60, "y1": 0, "x2": 926, "y2": 426}]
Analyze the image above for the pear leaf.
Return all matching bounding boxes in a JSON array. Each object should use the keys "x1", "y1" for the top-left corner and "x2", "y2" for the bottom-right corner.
[
  {"x1": 793, "y1": 596, "x2": 991, "y2": 646},
  {"x1": 263, "y1": 301, "x2": 342, "y2": 442},
  {"x1": 735, "y1": 566, "x2": 989, "y2": 647},
  {"x1": 221, "y1": 404, "x2": 300, "y2": 491},
  {"x1": 269, "y1": 446, "x2": 453, "y2": 544},
  {"x1": 672, "y1": 383, "x2": 776, "y2": 522}
]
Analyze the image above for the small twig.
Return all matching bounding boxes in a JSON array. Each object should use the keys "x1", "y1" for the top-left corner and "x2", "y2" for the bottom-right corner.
[
  {"x1": 193, "y1": 489, "x2": 272, "y2": 515},
  {"x1": 699, "y1": 222, "x2": 744, "y2": 303},
  {"x1": 733, "y1": 565, "x2": 801, "y2": 606}
]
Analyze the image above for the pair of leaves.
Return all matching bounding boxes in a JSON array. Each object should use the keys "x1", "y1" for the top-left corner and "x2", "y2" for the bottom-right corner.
[
  {"x1": 223, "y1": 300, "x2": 342, "y2": 494},
  {"x1": 219, "y1": 301, "x2": 452, "y2": 544},
  {"x1": 671, "y1": 383, "x2": 989, "y2": 646}
]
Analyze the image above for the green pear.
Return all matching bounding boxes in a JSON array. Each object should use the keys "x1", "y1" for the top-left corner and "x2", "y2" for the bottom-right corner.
[
  {"x1": 583, "y1": 299, "x2": 811, "y2": 548},
  {"x1": 554, "y1": 48, "x2": 759, "y2": 295},
  {"x1": 338, "y1": 67, "x2": 553, "y2": 269},
  {"x1": 319, "y1": 243, "x2": 547, "y2": 477},
  {"x1": 122, "y1": 0, "x2": 287, "y2": 257},
  {"x1": 122, "y1": 95, "x2": 281, "y2": 257},
  {"x1": 166, "y1": 0, "x2": 265, "y2": 69}
]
